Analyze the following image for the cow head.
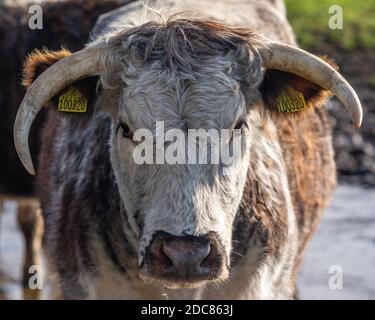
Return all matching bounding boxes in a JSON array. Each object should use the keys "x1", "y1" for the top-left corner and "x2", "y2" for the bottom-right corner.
[{"x1": 16, "y1": 19, "x2": 362, "y2": 289}]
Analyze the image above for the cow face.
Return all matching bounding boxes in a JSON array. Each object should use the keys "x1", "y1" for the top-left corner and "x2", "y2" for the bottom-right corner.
[
  {"x1": 101, "y1": 20, "x2": 334, "y2": 288},
  {"x1": 108, "y1": 54, "x2": 258, "y2": 288},
  {"x1": 20, "y1": 18, "x2": 353, "y2": 289}
]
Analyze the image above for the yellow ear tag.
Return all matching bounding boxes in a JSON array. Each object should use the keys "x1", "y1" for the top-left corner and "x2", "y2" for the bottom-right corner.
[
  {"x1": 276, "y1": 87, "x2": 307, "y2": 113},
  {"x1": 58, "y1": 86, "x2": 88, "y2": 113}
]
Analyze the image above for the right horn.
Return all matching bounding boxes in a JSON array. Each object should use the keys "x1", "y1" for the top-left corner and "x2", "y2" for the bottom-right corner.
[
  {"x1": 14, "y1": 47, "x2": 105, "y2": 175},
  {"x1": 258, "y1": 41, "x2": 363, "y2": 129}
]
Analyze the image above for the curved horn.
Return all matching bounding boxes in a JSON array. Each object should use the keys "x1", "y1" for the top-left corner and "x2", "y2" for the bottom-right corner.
[
  {"x1": 259, "y1": 41, "x2": 363, "y2": 129},
  {"x1": 14, "y1": 47, "x2": 105, "y2": 175}
]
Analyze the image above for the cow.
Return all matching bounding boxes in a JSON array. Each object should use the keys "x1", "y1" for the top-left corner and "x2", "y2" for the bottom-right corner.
[
  {"x1": 0, "y1": 0, "x2": 132, "y2": 298},
  {"x1": 13, "y1": 0, "x2": 362, "y2": 299},
  {"x1": 0, "y1": 0, "x2": 132, "y2": 196}
]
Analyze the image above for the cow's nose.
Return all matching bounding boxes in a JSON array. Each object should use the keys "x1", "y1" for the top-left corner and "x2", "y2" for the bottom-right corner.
[
  {"x1": 161, "y1": 237, "x2": 211, "y2": 274},
  {"x1": 144, "y1": 232, "x2": 223, "y2": 281}
]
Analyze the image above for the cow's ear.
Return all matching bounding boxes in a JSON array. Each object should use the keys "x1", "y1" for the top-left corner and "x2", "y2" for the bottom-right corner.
[
  {"x1": 23, "y1": 49, "x2": 98, "y2": 115},
  {"x1": 259, "y1": 56, "x2": 337, "y2": 118},
  {"x1": 23, "y1": 49, "x2": 72, "y2": 88}
]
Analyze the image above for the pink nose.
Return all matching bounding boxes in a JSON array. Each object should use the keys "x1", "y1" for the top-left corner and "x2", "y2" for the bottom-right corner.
[{"x1": 144, "y1": 232, "x2": 223, "y2": 281}]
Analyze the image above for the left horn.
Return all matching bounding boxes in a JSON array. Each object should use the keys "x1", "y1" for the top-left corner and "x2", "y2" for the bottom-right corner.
[
  {"x1": 14, "y1": 47, "x2": 105, "y2": 175},
  {"x1": 258, "y1": 41, "x2": 363, "y2": 129}
]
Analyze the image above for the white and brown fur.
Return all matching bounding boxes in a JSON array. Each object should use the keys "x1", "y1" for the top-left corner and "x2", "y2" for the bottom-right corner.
[
  {"x1": 23, "y1": 0, "x2": 336, "y2": 299},
  {"x1": 0, "y1": 0, "x2": 136, "y2": 299}
]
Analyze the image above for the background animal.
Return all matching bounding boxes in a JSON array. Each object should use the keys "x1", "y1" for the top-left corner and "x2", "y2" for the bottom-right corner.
[{"x1": 0, "y1": 0, "x2": 133, "y2": 299}]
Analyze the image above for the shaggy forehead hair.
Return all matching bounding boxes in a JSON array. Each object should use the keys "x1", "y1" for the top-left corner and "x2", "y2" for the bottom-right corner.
[{"x1": 94, "y1": 17, "x2": 265, "y2": 104}]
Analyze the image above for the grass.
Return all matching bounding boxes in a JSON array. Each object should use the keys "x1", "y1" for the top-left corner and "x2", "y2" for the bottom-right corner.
[
  {"x1": 367, "y1": 77, "x2": 375, "y2": 90},
  {"x1": 284, "y1": 0, "x2": 375, "y2": 50}
]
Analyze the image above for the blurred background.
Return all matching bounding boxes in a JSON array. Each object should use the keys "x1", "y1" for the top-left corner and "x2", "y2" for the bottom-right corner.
[{"x1": 0, "y1": 0, "x2": 374, "y2": 299}]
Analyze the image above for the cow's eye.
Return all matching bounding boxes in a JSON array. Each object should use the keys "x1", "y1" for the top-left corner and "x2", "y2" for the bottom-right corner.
[
  {"x1": 234, "y1": 119, "x2": 246, "y2": 130},
  {"x1": 119, "y1": 122, "x2": 133, "y2": 139}
]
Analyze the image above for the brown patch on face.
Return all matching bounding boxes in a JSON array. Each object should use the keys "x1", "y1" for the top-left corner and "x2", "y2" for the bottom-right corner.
[
  {"x1": 237, "y1": 125, "x2": 290, "y2": 257},
  {"x1": 247, "y1": 169, "x2": 289, "y2": 255}
]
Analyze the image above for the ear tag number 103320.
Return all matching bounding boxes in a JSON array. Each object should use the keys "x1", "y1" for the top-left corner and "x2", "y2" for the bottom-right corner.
[
  {"x1": 276, "y1": 87, "x2": 307, "y2": 113},
  {"x1": 58, "y1": 86, "x2": 87, "y2": 113}
]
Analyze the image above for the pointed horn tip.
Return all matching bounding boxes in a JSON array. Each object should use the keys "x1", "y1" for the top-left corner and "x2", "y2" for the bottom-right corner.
[
  {"x1": 353, "y1": 102, "x2": 363, "y2": 129},
  {"x1": 17, "y1": 153, "x2": 36, "y2": 175},
  {"x1": 14, "y1": 135, "x2": 36, "y2": 175},
  {"x1": 354, "y1": 120, "x2": 362, "y2": 129},
  {"x1": 26, "y1": 164, "x2": 36, "y2": 176}
]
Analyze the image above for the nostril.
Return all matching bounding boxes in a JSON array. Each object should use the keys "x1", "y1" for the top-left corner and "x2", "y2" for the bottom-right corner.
[
  {"x1": 200, "y1": 242, "x2": 219, "y2": 270},
  {"x1": 161, "y1": 242, "x2": 185, "y2": 268},
  {"x1": 198, "y1": 243, "x2": 212, "y2": 266},
  {"x1": 150, "y1": 240, "x2": 174, "y2": 272}
]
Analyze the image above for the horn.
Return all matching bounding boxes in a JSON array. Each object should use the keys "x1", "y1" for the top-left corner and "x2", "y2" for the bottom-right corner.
[
  {"x1": 15, "y1": 39, "x2": 363, "y2": 175},
  {"x1": 14, "y1": 47, "x2": 105, "y2": 175},
  {"x1": 259, "y1": 41, "x2": 363, "y2": 128}
]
